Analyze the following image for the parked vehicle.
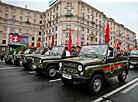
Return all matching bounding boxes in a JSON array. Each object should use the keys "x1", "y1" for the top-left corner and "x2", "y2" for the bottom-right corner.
[{"x1": 58, "y1": 44, "x2": 129, "y2": 95}]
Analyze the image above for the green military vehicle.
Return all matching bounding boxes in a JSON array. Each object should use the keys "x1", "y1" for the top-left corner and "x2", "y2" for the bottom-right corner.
[
  {"x1": 12, "y1": 49, "x2": 31, "y2": 66},
  {"x1": 58, "y1": 44, "x2": 129, "y2": 95},
  {"x1": 128, "y1": 49, "x2": 138, "y2": 68},
  {"x1": 32, "y1": 46, "x2": 75, "y2": 78},
  {"x1": 22, "y1": 47, "x2": 45, "y2": 70}
]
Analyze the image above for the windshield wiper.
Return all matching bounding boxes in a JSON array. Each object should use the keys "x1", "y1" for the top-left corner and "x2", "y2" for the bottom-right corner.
[
  {"x1": 90, "y1": 52, "x2": 98, "y2": 58},
  {"x1": 80, "y1": 52, "x2": 87, "y2": 57}
]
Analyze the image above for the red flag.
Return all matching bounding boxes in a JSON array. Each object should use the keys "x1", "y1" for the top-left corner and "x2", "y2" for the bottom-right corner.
[
  {"x1": 21, "y1": 45, "x2": 23, "y2": 51},
  {"x1": 51, "y1": 34, "x2": 55, "y2": 49},
  {"x1": 37, "y1": 40, "x2": 40, "y2": 48},
  {"x1": 27, "y1": 43, "x2": 29, "y2": 49},
  {"x1": 68, "y1": 29, "x2": 72, "y2": 52},
  {"x1": 127, "y1": 48, "x2": 131, "y2": 50},
  {"x1": 105, "y1": 20, "x2": 110, "y2": 44},
  {"x1": 117, "y1": 40, "x2": 119, "y2": 47}
]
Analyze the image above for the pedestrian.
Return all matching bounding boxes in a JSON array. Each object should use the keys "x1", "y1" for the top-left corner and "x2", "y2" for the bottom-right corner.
[{"x1": 1, "y1": 53, "x2": 4, "y2": 61}]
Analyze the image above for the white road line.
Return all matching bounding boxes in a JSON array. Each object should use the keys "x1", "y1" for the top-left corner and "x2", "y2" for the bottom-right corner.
[
  {"x1": 121, "y1": 81, "x2": 138, "y2": 94},
  {"x1": 0, "y1": 67, "x2": 21, "y2": 70},
  {"x1": 29, "y1": 71, "x2": 36, "y2": 74},
  {"x1": 49, "y1": 78, "x2": 61, "y2": 82},
  {"x1": 92, "y1": 77, "x2": 138, "y2": 102}
]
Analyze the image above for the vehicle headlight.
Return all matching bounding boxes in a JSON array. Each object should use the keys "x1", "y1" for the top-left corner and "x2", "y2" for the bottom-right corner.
[
  {"x1": 59, "y1": 62, "x2": 62, "y2": 67},
  {"x1": 40, "y1": 60, "x2": 42, "y2": 63},
  {"x1": 78, "y1": 65, "x2": 83, "y2": 71}
]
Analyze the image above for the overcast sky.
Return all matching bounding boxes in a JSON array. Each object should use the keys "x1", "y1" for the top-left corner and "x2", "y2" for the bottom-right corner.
[{"x1": 1, "y1": 0, "x2": 138, "y2": 41}]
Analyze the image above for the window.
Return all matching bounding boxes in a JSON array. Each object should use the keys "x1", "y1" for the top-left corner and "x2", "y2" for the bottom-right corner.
[
  {"x1": 55, "y1": 34, "x2": 57, "y2": 39},
  {"x1": 4, "y1": 27, "x2": 7, "y2": 30},
  {"x1": 52, "y1": 28, "x2": 54, "y2": 32},
  {"x1": 33, "y1": 25, "x2": 35, "y2": 28},
  {"x1": 32, "y1": 43, "x2": 34, "y2": 46},
  {"x1": 3, "y1": 33, "x2": 6, "y2": 37},
  {"x1": 96, "y1": 19, "x2": 97, "y2": 23},
  {"x1": 34, "y1": 14, "x2": 36, "y2": 17},
  {"x1": 95, "y1": 38, "x2": 97, "y2": 42},
  {"x1": 26, "y1": 30, "x2": 29, "y2": 33},
  {"x1": 99, "y1": 15, "x2": 101, "y2": 19},
  {"x1": 91, "y1": 30, "x2": 93, "y2": 34},
  {"x1": 67, "y1": 10, "x2": 72, "y2": 15},
  {"x1": 87, "y1": 15, "x2": 89, "y2": 19},
  {"x1": 27, "y1": 12, "x2": 30, "y2": 16},
  {"x1": 12, "y1": 21, "x2": 15, "y2": 25},
  {"x1": 82, "y1": 27, "x2": 84, "y2": 31},
  {"x1": 67, "y1": 17, "x2": 71, "y2": 21},
  {"x1": 27, "y1": 18, "x2": 30, "y2": 22},
  {"x1": 82, "y1": 6, "x2": 84, "y2": 10},
  {"x1": 26, "y1": 24, "x2": 29, "y2": 27},
  {"x1": 2, "y1": 40, "x2": 6, "y2": 44},
  {"x1": 12, "y1": 15, "x2": 16, "y2": 20},
  {"x1": 38, "y1": 38, "x2": 41, "y2": 41},
  {"x1": 5, "y1": 7, "x2": 9, "y2": 11},
  {"x1": 96, "y1": 13, "x2": 97, "y2": 17},
  {"x1": 32, "y1": 37, "x2": 34, "y2": 40},
  {"x1": 33, "y1": 19, "x2": 36, "y2": 23},
  {"x1": 32, "y1": 31, "x2": 35, "y2": 34},
  {"x1": 56, "y1": 27, "x2": 57, "y2": 31},
  {"x1": 12, "y1": 28, "x2": 15, "y2": 31},
  {"x1": 53, "y1": 15, "x2": 55, "y2": 19},
  {"x1": 50, "y1": 11, "x2": 52, "y2": 15},
  {"x1": 66, "y1": 40, "x2": 69, "y2": 44},
  {"x1": 66, "y1": 32, "x2": 69, "y2": 37},
  {"x1": 87, "y1": 35, "x2": 89, "y2": 40},
  {"x1": 87, "y1": 29, "x2": 89, "y2": 33},
  {"x1": 66, "y1": 25, "x2": 71, "y2": 29},
  {"x1": 82, "y1": 34, "x2": 84, "y2": 38},
  {"x1": 92, "y1": 24, "x2": 93, "y2": 27},
  {"x1": 4, "y1": 20, "x2": 7, "y2": 24},
  {"x1": 39, "y1": 21, "x2": 42, "y2": 24},
  {"x1": 81, "y1": 20, "x2": 84, "y2": 24},
  {"x1": 40, "y1": 15, "x2": 42, "y2": 19},
  {"x1": 92, "y1": 11, "x2": 93, "y2": 15},
  {"x1": 91, "y1": 37, "x2": 93, "y2": 41},
  {"x1": 87, "y1": 9, "x2": 89, "y2": 13},
  {"x1": 2, "y1": 47, "x2": 5, "y2": 51},
  {"x1": 20, "y1": 11, "x2": 23, "y2": 14},
  {"x1": 67, "y1": 3, "x2": 72, "y2": 7},
  {"x1": 13, "y1": 9, "x2": 16, "y2": 13},
  {"x1": 39, "y1": 26, "x2": 42, "y2": 29},
  {"x1": 96, "y1": 32, "x2": 97, "y2": 35},
  {"x1": 20, "y1": 17, "x2": 23, "y2": 20},
  {"x1": 5, "y1": 14, "x2": 8, "y2": 18},
  {"x1": 39, "y1": 32, "x2": 41, "y2": 35},
  {"x1": 53, "y1": 9, "x2": 55, "y2": 12},
  {"x1": 20, "y1": 22, "x2": 22, "y2": 26},
  {"x1": 19, "y1": 29, "x2": 22, "y2": 32},
  {"x1": 10, "y1": 48, "x2": 13, "y2": 51},
  {"x1": 57, "y1": 6, "x2": 59, "y2": 10},
  {"x1": 96, "y1": 25, "x2": 97, "y2": 29},
  {"x1": 92, "y1": 17, "x2": 94, "y2": 21}
]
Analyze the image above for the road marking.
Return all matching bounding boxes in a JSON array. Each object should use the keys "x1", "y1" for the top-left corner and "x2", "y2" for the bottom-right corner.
[
  {"x1": 0, "y1": 67, "x2": 21, "y2": 70},
  {"x1": 49, "y1": 78, "x2": 61, "y2": 82},
  {"x1": 121, "y1": 81, "x2": 138, "y2": 94},
  {"x1": 92, "y1": 77, "x2": 138, "y2": 102},
  {"x1": 29, "y1": 71, "x2": 36, "y2": 74}
]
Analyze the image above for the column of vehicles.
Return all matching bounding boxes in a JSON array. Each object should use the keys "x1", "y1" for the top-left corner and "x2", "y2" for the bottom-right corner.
[{"x1": 4, "y1": 44, "x2": 138, "y2": 95}]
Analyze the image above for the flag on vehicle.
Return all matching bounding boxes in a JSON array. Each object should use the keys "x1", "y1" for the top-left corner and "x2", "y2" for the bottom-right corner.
[
  {"x1": 104, "y1": 20, "x2": 110, "y2": 44},
  {"x1": 21, "y1": 45, "x2": 23, "y2": 51},
  {"x1": 68, "y1": 29, "x2": 72, "y2": 52},
  {"x1": 51, "y1": 34, "x2": 55, "y2": 49},
  {"x1": 27, "y1": 42, "x2": 29, "y2": 49},
  {"x1": 37, "y1": 40, "x2": 40, "y2": 48},
  {"x1": 117, "y1": 40, "x2": 119, "y2": 47}
]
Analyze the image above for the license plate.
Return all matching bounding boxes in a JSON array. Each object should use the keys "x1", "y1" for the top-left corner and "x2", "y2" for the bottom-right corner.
[
  {"x1": 62, "y1": 73, "x2": 72, "y2": 79},
  {"x1": 131, "y1": 62, "x2": 137, "y2": 64}
]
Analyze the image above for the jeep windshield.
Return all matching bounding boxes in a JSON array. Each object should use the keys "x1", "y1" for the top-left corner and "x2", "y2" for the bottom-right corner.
[
  {"x1": 24, "y1": 49, "x2": 30, "y2": 54},
  {"x1": 131, "y1": 50, "x2": 138, "y2": 55},
  {"x1": 35, "y1": 47, "x2": 44, "y2": 54},
  {"x1": 79, "y1": 44, "x2": 108, "y2": 57},
  {"x1": 50, "y1": 46, "x2": 65, "y2": 56}
]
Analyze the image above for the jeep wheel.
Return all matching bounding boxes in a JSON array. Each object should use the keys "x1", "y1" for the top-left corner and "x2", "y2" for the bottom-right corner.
[
  {"x1": 61, "y1": 76, "x2": 74, "y2": 85},
  {"x1": 89, "y1": 74, "x2": 103, "y2": 95},
  {"x1": 29, "y1": 62, "x2": 34, "y2": 70},
  {"x1": 45, "y1": 66, "x2": 57, "y2": 78},
  {"x1": 118, "y1": 68, "x2": 127, "y2": 82}
]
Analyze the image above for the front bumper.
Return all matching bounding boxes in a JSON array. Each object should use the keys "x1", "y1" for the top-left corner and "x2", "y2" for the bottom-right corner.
[{"x1": 129, "y1": 61, "x2": 138, "y2": 65}]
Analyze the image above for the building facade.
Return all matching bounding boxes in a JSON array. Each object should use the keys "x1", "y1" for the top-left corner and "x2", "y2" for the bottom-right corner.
[{"x1": 0, "y1": 0, "x2": 136, "y2": 55}]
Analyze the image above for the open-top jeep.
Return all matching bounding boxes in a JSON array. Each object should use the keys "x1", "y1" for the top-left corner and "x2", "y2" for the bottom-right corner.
[
  {"x1": 22, "y1": 47, "x2": 45, "y2": 70},
  {"x1": 58, "y1": 44, "x2": 129, "y2": 95},
  {"x1": 128, "y1": 49, "x2": 138, "y2": 68},
  {"x1": 32, "y1": 46, "x2": 76, "y2": 78}
]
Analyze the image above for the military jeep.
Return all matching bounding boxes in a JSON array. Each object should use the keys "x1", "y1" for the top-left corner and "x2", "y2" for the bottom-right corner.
[
  {"x1": 58, "y1": 44, "x2": 128, "y2": 95},
  {"x1": 32, "y1": 46, "x2": 76, "y2": 78},
  {"x1": 128, "y1": 49, "x2": 138, "y2": 68},
  {"x1": 22, "y1": 47, "x2": 45, "y2": 70}
]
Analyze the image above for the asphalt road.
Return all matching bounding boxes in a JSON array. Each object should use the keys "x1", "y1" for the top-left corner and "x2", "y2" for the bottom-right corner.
[{"x1": 0, "y1": 62, "x2": 138, "y2": 102}]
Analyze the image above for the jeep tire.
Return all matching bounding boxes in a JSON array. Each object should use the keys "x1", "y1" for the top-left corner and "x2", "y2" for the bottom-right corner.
[
  {"x1": 45, "y1": 65, "x2": 57, "y2": 78},
  {"x1": 29, "y1": 62, "x2": 33, "y2": 70},
  {"x1": 89, "y1": 74, "x2": 103, "y2": 95},
  {"x1": 61, "y1": 76, "x2": 74, "y2": 85},
  {"x1": 118, "y1": 68, "x2": 127, "y2": 82}
]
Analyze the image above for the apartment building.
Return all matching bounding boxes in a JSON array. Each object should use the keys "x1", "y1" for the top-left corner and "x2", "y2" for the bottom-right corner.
[
  {"x1": 0, "y1": 2, "x2": 44, "y2": 55},
  {"x1": 0, "y1": 0, "x2": 136, "y2": 55},
  {"x1": 44, "y1": 0, "x2": 136, "y2": 49}
]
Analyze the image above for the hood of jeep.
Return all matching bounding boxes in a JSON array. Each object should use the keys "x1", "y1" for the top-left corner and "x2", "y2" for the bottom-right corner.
[
  {"x1": 25, "y1": 54, "x2": 41, "y2": 57},
  {"x1": 35, "y1": 55, "x2": 61, "y2": 60}
]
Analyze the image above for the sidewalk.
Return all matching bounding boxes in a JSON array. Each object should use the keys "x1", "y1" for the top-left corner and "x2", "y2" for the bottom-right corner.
[{"x1": 0, "y1": 60, "x2": 5, "y2": 63}]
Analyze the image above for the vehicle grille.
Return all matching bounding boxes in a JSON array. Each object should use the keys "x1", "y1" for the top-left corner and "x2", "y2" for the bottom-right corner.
[
  {"x1": 130, "y1": 57, "x2": 138, "y2": 61},
  {"x1": 64, "y1": 67, "x2": 77, "y2": 73},
  {"x1": 64, "y1": 62, "x2": 76, "y2": 66}
]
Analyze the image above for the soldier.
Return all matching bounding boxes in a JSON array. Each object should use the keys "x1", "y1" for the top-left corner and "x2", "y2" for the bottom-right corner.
[
  {"x1": 115, "y1": 47, "x2": 123, "y2": 58},
  {"x1": 45, "y1": 47, "x2": 51, "y2": 55},
  {"x1": 76, "y1": 46, "x2": 81, "y2": 55},
  {"x1": 70, "y1": 46, "x2": 77, "y2": 56},
  {"x1": 64, "y1": 47, "x2": 71, "y2": 56}
]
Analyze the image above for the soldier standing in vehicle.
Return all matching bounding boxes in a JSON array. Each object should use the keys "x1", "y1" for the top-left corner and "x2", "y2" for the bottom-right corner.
[
  {"x1": 76, "y1": 46, "x2": 81, "y2": 55},
  {"x1": 45, "y1": 47, "x2": 51, "y2": 55},
  {"x1": 70, "y1": 46, "x2": 77, "y2": 56},
  {"x1": 115, "y1": 47, "x2": 123, "y2": 58}
]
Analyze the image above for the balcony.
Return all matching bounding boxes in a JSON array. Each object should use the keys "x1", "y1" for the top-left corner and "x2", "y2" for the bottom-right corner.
[
  {"x1": 25, "y1": 21, "x2": 31, "y2": 24},
  {"x1": 91, "y1": 21, "x2": 95, "y2": 24},
  {"x1": 65, "y1": 13, "x2": 73, "y2": 17}
]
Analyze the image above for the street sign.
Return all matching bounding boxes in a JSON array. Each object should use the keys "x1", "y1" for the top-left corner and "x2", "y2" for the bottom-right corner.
[{"x1": 49, "y1": 0, "x2": 58, "y2": 7}]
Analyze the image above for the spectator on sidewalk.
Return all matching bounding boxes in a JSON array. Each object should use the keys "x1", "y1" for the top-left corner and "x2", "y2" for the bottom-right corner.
[{"x1": 1, "y1": 53, "x2": 4, "y2": 61}]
